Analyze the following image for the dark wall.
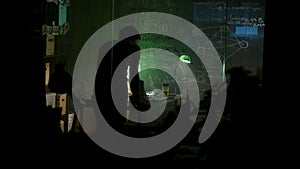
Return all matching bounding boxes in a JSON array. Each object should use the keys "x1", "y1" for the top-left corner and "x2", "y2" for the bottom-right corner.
[
  {"x1": 56, "y1": 0, "x2": 113, "y2": 73},
  {"x1": 60, "y1": 0, "x2": 265, "y2": 83},
  {"x1": 56, "y1": 0, "x2": 265, "y2": 106},
  {"x1": 59, "y1": 0, "x2": 193, "y2": 74}
]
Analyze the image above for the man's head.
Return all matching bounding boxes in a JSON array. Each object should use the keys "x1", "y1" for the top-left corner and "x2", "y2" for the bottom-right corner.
[{"x1": 119, "y1": 25, "x2": 140, "y2": 42}]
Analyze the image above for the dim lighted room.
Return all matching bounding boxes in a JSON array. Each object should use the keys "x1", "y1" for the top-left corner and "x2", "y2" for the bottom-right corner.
[{"x1": 16, "y1": 0, "x2": 276, "y2": 167}]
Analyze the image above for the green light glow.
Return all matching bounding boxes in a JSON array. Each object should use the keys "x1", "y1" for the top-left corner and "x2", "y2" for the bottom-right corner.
[{"x1": 179, "y1": 55, "x2": 192, "y2": 63}]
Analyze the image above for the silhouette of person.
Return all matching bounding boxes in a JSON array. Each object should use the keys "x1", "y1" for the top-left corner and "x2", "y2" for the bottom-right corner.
[
  {"x1": 48, "y1": 62, "x2": 80, "y2": 134},
  {"x1": 203, "y1": 66, "x2": 262, "y2": 164},
  {"x1": 95, "y1": 26, "x2": 150, "y2": 131},
  {"x1": 48, "y1": 62, "x2": 72, "y2": 96}
]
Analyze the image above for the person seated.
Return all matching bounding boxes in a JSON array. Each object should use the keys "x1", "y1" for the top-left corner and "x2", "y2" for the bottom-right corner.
[{"x1": 129, "y1": 75, "x2": 150, "y2": 111}]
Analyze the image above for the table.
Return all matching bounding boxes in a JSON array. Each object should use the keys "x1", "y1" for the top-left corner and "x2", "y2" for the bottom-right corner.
[{"x1": 123, "y1": 95, "x2": 181, "y2": 137}]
